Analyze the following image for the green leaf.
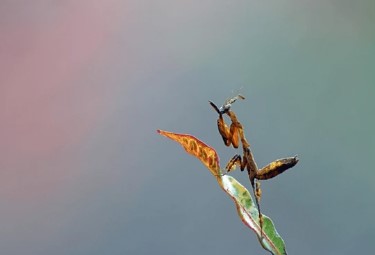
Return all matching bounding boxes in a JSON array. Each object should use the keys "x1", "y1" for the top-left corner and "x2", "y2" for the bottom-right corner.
[
  {"x1": 158, "y1": 130, "x2": 287, "y2": 255},
  {"x1": 220, "y1": 175, "x2": 287, "y2": 255}
]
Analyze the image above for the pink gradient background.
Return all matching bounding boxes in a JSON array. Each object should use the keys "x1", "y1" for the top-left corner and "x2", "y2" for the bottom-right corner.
[
  {"x1": 1, "y1": 2, "x2": 130, "y2": 254},
  {"x1": 1, "y1": 1, "x2": 125, "y2": 199}
]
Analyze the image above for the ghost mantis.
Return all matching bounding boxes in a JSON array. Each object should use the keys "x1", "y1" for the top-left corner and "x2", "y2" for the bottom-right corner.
[{"x1": 209, "y1": 95, "x2": 299, "y2": 237}]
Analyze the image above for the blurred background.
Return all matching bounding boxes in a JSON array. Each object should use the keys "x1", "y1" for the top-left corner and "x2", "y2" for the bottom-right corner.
[{"x1": 1, "y1": 1, "x2": 374, "y2": 254}]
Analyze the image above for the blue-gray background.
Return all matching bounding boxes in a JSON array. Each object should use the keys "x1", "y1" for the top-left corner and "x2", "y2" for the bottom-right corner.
[{"x1": 1, "y1": 1, "x2": 374, "y2": 254}]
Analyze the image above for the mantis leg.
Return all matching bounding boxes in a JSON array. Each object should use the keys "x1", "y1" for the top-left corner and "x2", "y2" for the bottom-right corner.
[
  {"x1": 239, "y1": 147, "x2": 264, "y2": 237},
  {"x1": 225, "y1": 154, "x2": 247, "y2": 173},
  {"x1": 210, "y1": 101, "x2": 241, "y2": 148},
  {"x1": 217, "y1": 115, "x2": 236, "y2": 147},
  {"x1": 254, "y1": 180, "x2": 264, "y2": 238}
]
